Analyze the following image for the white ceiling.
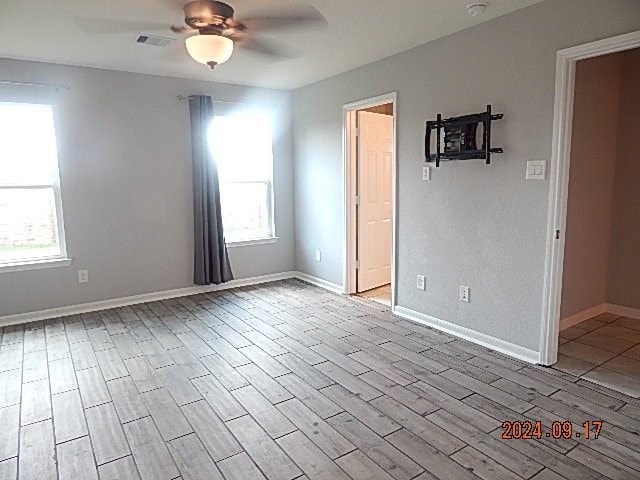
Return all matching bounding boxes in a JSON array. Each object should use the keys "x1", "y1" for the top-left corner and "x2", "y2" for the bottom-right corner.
[{"x1": 0, "y1": 0, "x2": 544, "y2": 90}]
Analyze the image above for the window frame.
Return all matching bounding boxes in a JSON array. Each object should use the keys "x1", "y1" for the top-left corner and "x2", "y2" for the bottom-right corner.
[
  {"x1": 211, "y1": 109, "x2": 277, "y2": 246},
  {"x1": 0, "y1": 100, "x2": 71, "y2": 272},
  {"x1": 220, "y1": 179, "x2": 275, "y2": 245}
]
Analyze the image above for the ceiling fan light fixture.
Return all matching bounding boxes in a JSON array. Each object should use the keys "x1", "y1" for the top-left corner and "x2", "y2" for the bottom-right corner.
[{"x1": 185, "y1": 34, "x2": 234, "y2": 68}]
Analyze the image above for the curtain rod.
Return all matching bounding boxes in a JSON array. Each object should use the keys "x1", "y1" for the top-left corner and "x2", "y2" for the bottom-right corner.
[
  {"x1": 178, "y1": 95, "x2": 242, "y2": 104},
  {"x1": 0, "y1": 80, "x2": 70, "y2": 90},
  {"x1": 176, "y1": 95, "x2": 272, "y2": 107}
]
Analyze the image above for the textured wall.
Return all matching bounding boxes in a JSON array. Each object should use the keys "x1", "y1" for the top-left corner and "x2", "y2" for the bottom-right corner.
[
  {"x1": 292, "y1": 0, "x2": 640, "y2": 351},
  {"x1": 0, "y1": 60, "x2": 294, "y2": 316}
]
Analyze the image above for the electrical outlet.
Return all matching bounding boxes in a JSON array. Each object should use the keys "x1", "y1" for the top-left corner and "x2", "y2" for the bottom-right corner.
[
  {"x1": 315, "y1": 249, "x2": 322, "y2": 262},
  {"x1": 416, "y1": 275, "x2": 426, "y2": 290},
  {"x1": 422, "y1": 166, "x2": 431, "y2": 181},
  {"x1": 460, "y1": 286, "x2": 470, "y2": 303},
  {"x1": 78, "y1": 270, "x2": 89, "y2": 284}
]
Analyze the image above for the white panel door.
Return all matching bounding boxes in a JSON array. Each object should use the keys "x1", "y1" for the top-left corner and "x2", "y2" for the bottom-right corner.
[{"x1": 357, "y1": 111, "x2": 393, "y2": 293}]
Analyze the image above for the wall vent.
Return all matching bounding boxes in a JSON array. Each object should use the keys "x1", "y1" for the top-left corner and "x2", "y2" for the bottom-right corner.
[{"x1": 135, "y1": 34, "x2": 174, "y2": 48}]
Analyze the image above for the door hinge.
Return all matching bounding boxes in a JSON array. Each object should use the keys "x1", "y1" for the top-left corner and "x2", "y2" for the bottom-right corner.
[
  {"x1": 555, "y1": 230, "x2": 560, "y2": 240},
  {"x1": 354, "y1": 260, "x2": 360, "y2": 269},
  {"x1": 354, "y1": 127, "x2": 359, "y2": 137},
  {"x1": 354, "y1": 196, "x2": 360, "y2": 205}
]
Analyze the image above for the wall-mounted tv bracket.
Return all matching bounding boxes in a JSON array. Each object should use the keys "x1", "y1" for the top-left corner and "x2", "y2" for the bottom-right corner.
[{"x1": 425, "y1": 105, "x2": 503, "y2": 167}]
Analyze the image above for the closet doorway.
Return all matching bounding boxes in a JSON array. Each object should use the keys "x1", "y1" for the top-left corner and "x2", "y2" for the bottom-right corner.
[{"x1": 343, "y1": 93, "x2": 397, "y2": 308}]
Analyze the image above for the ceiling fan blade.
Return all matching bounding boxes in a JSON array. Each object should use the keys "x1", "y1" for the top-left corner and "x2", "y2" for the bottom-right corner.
[
  {"x1": 237, "y1": 37, "x2": 297, "y2": 61},
  {"x1": 171, "y1": 25, "x2": 198, "y2": 34},
  {"x1": 75, "y1": 17, "x2": 170, "y2": 35},
  {"x1": 234, "y1": 5, "x2": 327, "y2": 33}
]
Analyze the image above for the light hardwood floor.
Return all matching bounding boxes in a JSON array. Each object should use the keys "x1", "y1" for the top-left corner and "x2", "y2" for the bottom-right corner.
[{"x1": 1, "y1": 279, "x2": 640, "y2": 479}]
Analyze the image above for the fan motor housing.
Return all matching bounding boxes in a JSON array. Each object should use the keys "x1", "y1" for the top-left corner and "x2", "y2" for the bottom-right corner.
[{"x1": 184, "y1": 1, "x2": 235, "y2": 28}]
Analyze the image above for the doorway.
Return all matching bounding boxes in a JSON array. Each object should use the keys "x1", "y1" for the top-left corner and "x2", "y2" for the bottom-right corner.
[
  {"x1": 551, "y1": 47, "x2": 640, "y2": 397},
  {"x1": 541, "y1": 32, "x2": 640, "y2": 372},
  {"x1": 343, "y1": 93, "x2": 397, "y2": 309}
]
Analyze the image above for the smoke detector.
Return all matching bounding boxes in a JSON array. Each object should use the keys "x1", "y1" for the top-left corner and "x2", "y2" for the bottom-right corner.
[{"x1": 467, "y1": 3, "x2": 487, "y2": 17}]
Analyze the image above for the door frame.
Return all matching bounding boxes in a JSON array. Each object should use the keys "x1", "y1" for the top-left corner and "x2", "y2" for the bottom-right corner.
[
  {"x1": 343, "y1": 92, "x2": 398, "y2": 309},
  {"x1": 539, "y1": 31, "x2": 640, "y2": 366}
]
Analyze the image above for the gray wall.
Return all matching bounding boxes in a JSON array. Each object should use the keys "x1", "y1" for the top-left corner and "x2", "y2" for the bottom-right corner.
[
  {"x1": 560, "y1": 53, "x2": 622, "y2": 319},
  {"x1": 607, "y1": 49, "x2": 640, "y2": 309},
  {"x1": 292, "y1": 0, "x2": 640, "y2": 351},
  {"x1": 0, "y1": 59, "x2": 294, "y2": 316}
]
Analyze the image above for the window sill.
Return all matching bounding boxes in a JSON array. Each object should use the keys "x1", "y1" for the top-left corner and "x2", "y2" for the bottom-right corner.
[
  {"x1": 226, "y1": 237, "x2": 279, "y2": 248},
  {"x1": 0, "y1": 257, "x2": 72, "y2": 274}
]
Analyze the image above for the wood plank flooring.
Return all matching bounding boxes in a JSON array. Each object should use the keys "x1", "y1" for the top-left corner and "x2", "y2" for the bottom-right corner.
[{"x1": 1, "y1": 279, "x2": 639, "y2": 479}]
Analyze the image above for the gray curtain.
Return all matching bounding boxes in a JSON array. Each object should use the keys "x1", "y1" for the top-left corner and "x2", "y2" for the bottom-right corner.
[{"x1": 189, "y1": 95, "x2": 233, "y2": 285}]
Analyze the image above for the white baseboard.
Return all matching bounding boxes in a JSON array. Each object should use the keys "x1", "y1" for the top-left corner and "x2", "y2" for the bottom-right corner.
[
  {"x1": 294, "y1": 272, "x2": 344, "y2": 294},
  {"x1": 0, "y1": 270, "x2": 346, "y2": 328},
  {"x1": 558, "y1": 303, "x2": 640, "y2": 331},
  {"x1": 2, "y1": 269, "x2": 544, "y2": 365},
  {"x1": 17, "y1": 268, "x2": 625, "y2": 367},
  {"x1": 0, "y1": 271, "x2": 297, "y2": 328},
  {"x1": 559, "y1": 303, "x2": 607, "y2": 330},
  {"x1": 606, "y1": 303, "x2": 640, "y2": 320},
  {"x1": 393, "y1": 305, "x2": 541, "y2": 364}
]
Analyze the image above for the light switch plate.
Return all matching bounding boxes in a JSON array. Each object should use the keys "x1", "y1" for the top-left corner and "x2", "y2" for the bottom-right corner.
[
  {"x1": 416, "y1": 275, "x2": 426, "y2": 290},
  {"x1": 526, "y1": 160, "x2": 546, "y2": 180},
  {"x1": 422, "y1": 166, "x2": 431, "y2": 181}
]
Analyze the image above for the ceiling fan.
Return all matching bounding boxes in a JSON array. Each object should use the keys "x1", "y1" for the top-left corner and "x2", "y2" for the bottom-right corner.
[{"x1": 76, "y1": 1, "x2": 327, "y2": 69}]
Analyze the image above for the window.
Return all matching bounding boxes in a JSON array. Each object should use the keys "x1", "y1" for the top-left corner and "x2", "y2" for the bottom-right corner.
[
  {"x1": 0, "y1": 102, "x2": 68, "y2": 267},
  {"x1": 210, "y1": 112, "x2": 275, "y2": 244}
]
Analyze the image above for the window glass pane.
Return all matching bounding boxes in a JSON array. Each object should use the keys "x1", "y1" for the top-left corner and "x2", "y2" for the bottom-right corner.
[
  {"x1": 210, "y1": 113, "x2": 273, "y2": 182},
  {"x1": 0, "y1": 102, "x2": 59, "y2": 186},
  {"x1": 0, "y1": 188, "x2": 61, "y2": 262},
  {"x1": 220, "y1": 182, "x2": 270, "y2": 242},
  {"x1": 210, "y1": 111, "x2": 275, "y2": 242}
]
